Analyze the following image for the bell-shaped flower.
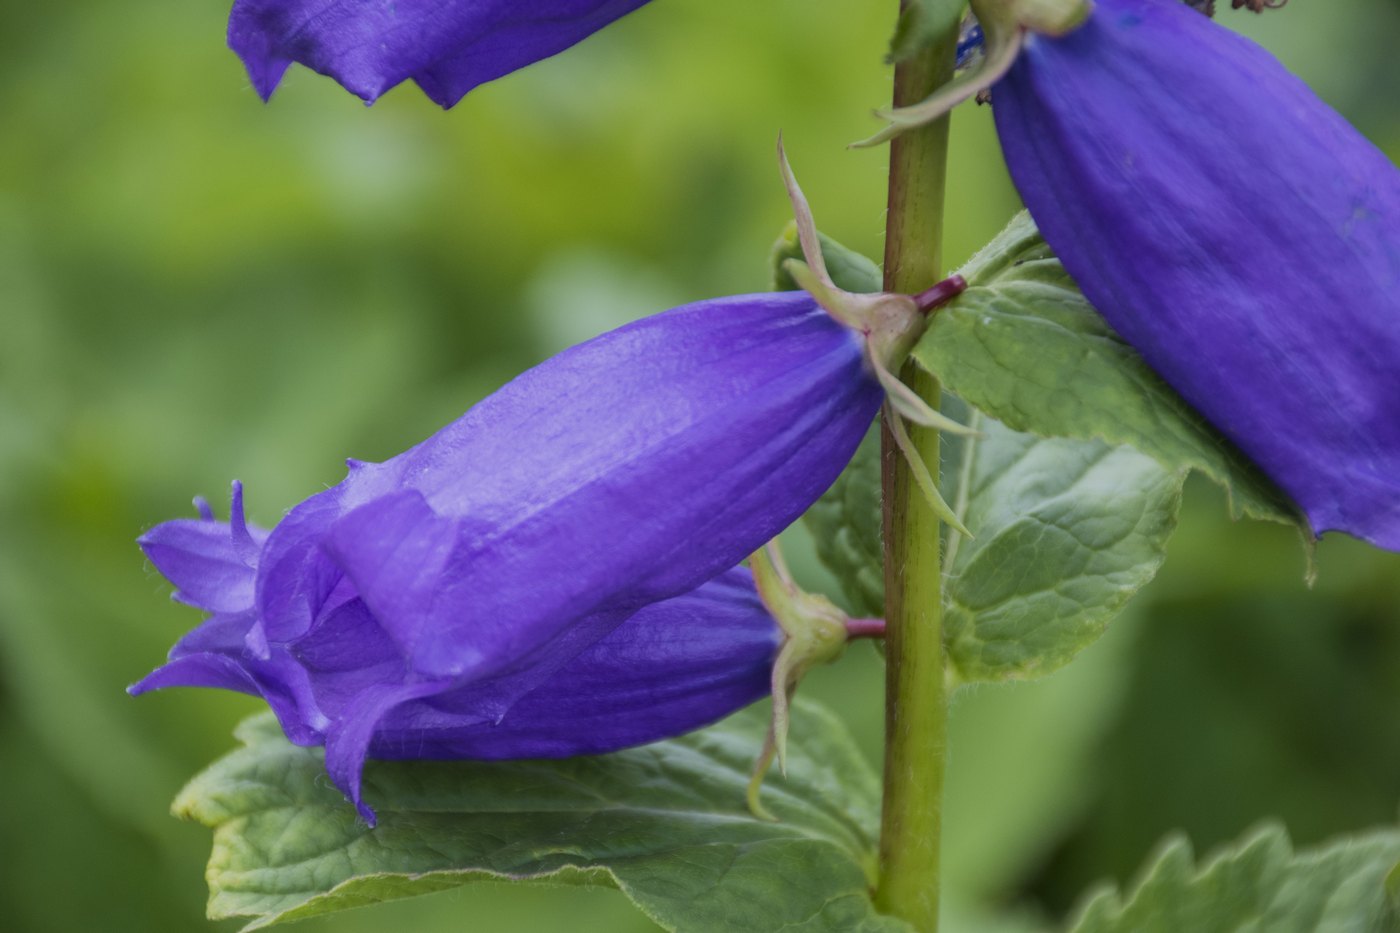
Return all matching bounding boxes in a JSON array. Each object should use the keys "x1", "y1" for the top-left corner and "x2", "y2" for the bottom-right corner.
[
  {"x1": 131, "y1": 148, "x2": 962, "y2": 820},
  {"x1": 228, "y1": 0, "x2": 654, "y2": 106},
  {"x1": 860, "y1": 0, "x2": 1400, "y2": 550},
  {"x1": 132, "y1": 272, "x2": 875, "y2": 815},
  {"x1": 132, "y1": 486, "x2": 781, "y2": 821}
]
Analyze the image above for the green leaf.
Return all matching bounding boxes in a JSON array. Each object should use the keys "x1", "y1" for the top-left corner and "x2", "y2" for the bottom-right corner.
[
  {"x1": 803, "y1": 427, "x2": 885, "y2": 617},
  {"x1": 803, "y1": 414, "x2": 1182, "y2": 683},
  {"x1": 770, "y1": 221, "x2": 883, "y2": 295},
  {"x1": 1069, "y1": 823, "x2": 1400, "y2": 932},
  {"x1": 913, "y1": 212, "x2": 1307, "y2": 536},
  {"x1": 944, "y1": 414, "x2": 1183, "y2": 684},
  {"x1": 176, "y1": 700, "x2": 910, "y2": 933}
]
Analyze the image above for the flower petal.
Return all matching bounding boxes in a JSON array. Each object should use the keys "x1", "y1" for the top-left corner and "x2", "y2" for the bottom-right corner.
[
  {"x1": 228, "y1": 0, "x2": 653, "y2": 106},
  {"x1": 137, "y1": 567, "x2": 779, "y2": 820},
  {"x1": 320, "y1": 489, "x2": 465, "y2": 660},
  {"x1": 139, "y1": 519, "x2": 266, "y2": 613},
  {"x1": 257, "y1": 291, "x2": 878, "y2": 680},
  {"x1": 370, "y1": 566, "x2": 780, "y2": 761},
  {"x1": 128, "y1": 611, "x2": 325, "y2": 745},
  {"x1": 322, "y1": 679, "x2": 452, "y2": 826}
]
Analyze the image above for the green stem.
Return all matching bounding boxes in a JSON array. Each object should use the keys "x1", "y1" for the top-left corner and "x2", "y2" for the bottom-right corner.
[{"x1": 875, "y1": 4, "x2": 961, "y2": 929}]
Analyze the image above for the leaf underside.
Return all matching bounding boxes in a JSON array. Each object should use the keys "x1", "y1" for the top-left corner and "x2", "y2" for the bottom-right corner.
[
  {"x1": 1070, "y1": 822, "x2": 1400, "y2": 933},
  {"x1": 176, "y1": 700, "x2": 910, "y2": 933}
]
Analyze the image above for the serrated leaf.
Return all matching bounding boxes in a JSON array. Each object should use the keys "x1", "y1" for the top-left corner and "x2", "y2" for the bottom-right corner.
[
  {"x1": 944, "y1": 414, "x2": 1183, "y2": 683},
  {"x1": 177, "y1": 700, "x2": 910, "y2": 933},
  {"x1": 1070, "y1": 823, "x2": 1400, "y2": 933},
  {"x1": 914, "y1": 211, "x2": 1306, "y2": 535},
  {"x1": 806, "y1": 414, "x2": 1180, "y2": 683}
]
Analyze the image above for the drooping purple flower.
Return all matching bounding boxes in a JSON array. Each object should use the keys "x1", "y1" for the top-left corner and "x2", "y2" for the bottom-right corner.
[
  {"x1": 134, "y1": 289, "x2": 881, "y2": 820},
  {"x1": 132, "y1": 491, "x2": 778, "y2": 795},
  {"x1": 228, "y1": 0, "x2": 653, "y2": 107},
  {"x1": 990, "y1": 0, "x2": 1400, "y2": 550}
]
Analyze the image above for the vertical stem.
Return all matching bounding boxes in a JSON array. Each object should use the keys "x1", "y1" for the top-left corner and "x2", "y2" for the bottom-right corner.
[{"x1": 875, "y1": 3, "x2": 961, "y2": 930}]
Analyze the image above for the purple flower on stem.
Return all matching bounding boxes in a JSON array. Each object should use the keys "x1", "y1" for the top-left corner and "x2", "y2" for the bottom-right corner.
[
  {"x1": 132, "y1": 147, "x2": 962, "y2": 821},
  {"x1": 990, "y1": 0, "x2": 1400, "y2": 549},
  {"x1": 228, "y1": 0, "x2": 653, "y2": 106},
  {"x1": 133, "y1": 287, "x2": 874, "y2": 819},
  {"x1": 861, "y1": 0, "x2": 1400, "y2": 550}
]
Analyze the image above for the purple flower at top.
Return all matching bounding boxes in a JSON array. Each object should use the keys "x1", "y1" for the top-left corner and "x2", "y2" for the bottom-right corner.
[
  {"x1": 991, "y1": 0, "x2": 1400, "y2": 549},
  {"x1": 229, "y1": 0, "x2": 654, "y2": 106},
  {"x1": 134, "y1": 287, "x2": 882, "y2": 820},
  {"x1": 133, "y1": 488, "x2": 779, "y2": 815}
]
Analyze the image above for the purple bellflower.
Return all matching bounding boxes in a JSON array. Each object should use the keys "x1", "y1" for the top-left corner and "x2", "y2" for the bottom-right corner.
[
  {"x1": 228, "y1": 0, "x2": 653, "y2": 106},
  {"x1": 132, "y1": 489, "x2": 779, "y2": 786},
  {"x1": 133, "y1": 282, "x2": 874, "y2": 820},
  {"x1": 864, "y1": 0, "x2": 1400, "y2": 550},
  {"x1": 132, "y1": 148, "x2": 962, "y2": 821},
  {"x1": 989, "y1": 0, "x2": 1400, "y2": 549}
]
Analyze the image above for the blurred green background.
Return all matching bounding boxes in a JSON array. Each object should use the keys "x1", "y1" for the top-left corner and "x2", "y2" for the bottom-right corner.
[{"x1": 3, "y1": 2, "x2": 1400, "y2": 931}]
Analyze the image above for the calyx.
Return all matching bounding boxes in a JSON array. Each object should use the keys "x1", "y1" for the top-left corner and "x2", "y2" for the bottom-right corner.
[
  {"x1": 853, "y1": 0, "x2": 1094, "y2": 148},
  {"x1": 744, "y1": 543, "x2": 853, "y2": 820},
  {"x1": 778, "y1": 140, "x2": 975, "y2": 535}
]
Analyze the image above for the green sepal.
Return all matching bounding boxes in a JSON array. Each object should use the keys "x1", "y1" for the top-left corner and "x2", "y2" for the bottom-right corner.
[
  {"x1": 863, "y1": 0, "x2": 1092, "y2": 147},
  {"x1": 769, "y1": 222, "x2": 881, "y2": 295},
  {"x1": 745, "y1": 544, "x2": 851, "y2": 818},
  {"x1": 856, "y1": 14, "x2": 1025, "y2": 149}
]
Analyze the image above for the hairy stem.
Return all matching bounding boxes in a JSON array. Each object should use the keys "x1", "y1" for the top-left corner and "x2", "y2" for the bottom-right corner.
[{"x1": 875, "y1": 3, "x2": 962, "y2": 929}]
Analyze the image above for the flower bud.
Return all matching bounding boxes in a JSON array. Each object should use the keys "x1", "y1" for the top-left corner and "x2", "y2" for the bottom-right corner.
[
  {"x1": 992, "y1": 0, "x2": 1400, "y2": 550},
  {"x1": 228, "y1": 0, "x2": 654, "y2": 106}
]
